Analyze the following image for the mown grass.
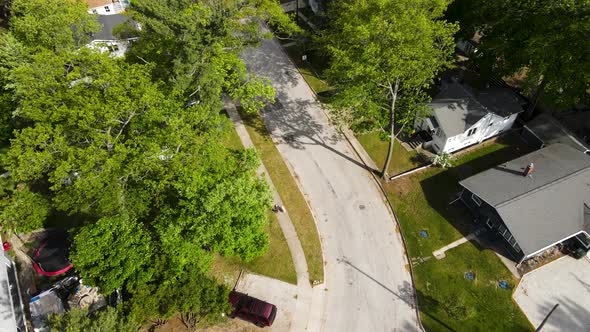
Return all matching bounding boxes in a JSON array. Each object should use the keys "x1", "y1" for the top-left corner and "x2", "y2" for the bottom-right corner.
[
  {"x1": 356, "y1": 132, "x2": 427, "y2": 176},
  {"x1": 239, "y1": 110, "x2": 324, "y2": 283},
  {"x1": 211, "y1": 114, "x2": 297, "y2": 285},
  {"x1": 385, "y1": 135, "x2": 534, "y2": 331},
  {"x1": 211, "y1": 211, "x2": 297, "y2": 286},
  {"x1": 283, "y1": 45, "x2": 333, "y2": 95}
]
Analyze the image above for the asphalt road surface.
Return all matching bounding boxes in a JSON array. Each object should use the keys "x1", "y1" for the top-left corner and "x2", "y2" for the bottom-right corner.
[{"x1": 242, "y1": 35, "x2": 420, "y2": 332}]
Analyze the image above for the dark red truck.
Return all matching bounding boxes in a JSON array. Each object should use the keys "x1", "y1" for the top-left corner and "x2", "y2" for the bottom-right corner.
[{"x1": 228, "y1": 291, "x2": 277, "y2": 328}]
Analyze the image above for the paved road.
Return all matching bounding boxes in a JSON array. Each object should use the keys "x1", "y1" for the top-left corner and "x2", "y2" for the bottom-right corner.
[
  {"x1": 514, "y1": 255, "x2": 590, "y2": 332},
  {"x1": 242, "y1": 35, "x2": 419, "y2": 331}
]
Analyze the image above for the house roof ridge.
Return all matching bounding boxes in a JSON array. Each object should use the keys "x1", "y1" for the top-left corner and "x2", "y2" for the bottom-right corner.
[
  {"x1": 453, "y1": 81, "x2": 492, "y2": 115},
  {"x1": 495, "y1": 165, "x2": 590, "y2": 208}
]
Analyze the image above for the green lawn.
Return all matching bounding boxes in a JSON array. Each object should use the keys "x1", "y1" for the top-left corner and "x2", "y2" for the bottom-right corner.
[
  {"x1": 283, "y1": 45, "x2": 333, "y2": 96},
  {"x1": 356, "y1": 132, "x2": 427, "y2": 175},
  {"x1": 386, "y1": 135, "x2": 534, "y2": 331},
  {"x1": 211, "y1": 211, "x2": 297, "y2": 286},
  {"x1": 220, "y1": 112, "x2": 244, "y2": 151},
  {"x1": 212, "y1": 115, "x2": 297, "y2": 285},
  {"x1": 238, "y1": 110, "x2": 324, "y2": 284}
]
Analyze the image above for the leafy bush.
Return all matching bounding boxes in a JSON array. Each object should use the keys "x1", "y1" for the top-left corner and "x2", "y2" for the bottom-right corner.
[{"x1": 432, "y1": 152, "x2": 453, "y2": 168}]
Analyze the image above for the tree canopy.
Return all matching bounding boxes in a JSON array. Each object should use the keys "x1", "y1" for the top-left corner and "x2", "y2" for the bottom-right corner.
[
  {"x1": 448, "y1": 0, "x2": 590, "y2": 109},
  {"x1": 127, "y1": 0, "x2": 298, "y2": 109},
  {"x1": 0, "y1": 0, "x2": 291, "y2": 326},
  {"x1": 10, "y1": 0, "x2": 99, "y2": 52},
  {"x1": 49, "y1": 307, "x2": 138, "y2": 332},
  {"x1": 319, "y1": 0, "x2": 457, "y2": 176}
]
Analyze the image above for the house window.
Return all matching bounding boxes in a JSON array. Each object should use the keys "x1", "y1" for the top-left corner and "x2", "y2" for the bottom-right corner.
[
  {"x1": 498, "y1": 225, "x2": 506, "y2": 235},
  {"x1": 435, "y1": 128, "x2": 442, "y2": 137},
  {"x1": 471, "y1": 194, "x2": 482, "y2": 206},
  {"x1": 513, "y1": 243, "x2": 522, "y2": 252},
  {"x1": 486, "y1": 219, "x2": 494, "y2": 229},
  {"x1": 467, "y1": 127, "x2": 478, "y2": 136},
  {"x1": 503, "y1": 230, "x2": 512, "y2": 241},
  {"x1": 108, "y1": 44, "x2": 120, "y2": 52},
  {"x1": 92, "y1": 9, "x2": 97, "y2": 14},
  {"x1": 509, "y1": 237, "x2": 517, "y2": 246},
  {"x1": 104, "y1": 6, "x2": 111, "y2": 12}
]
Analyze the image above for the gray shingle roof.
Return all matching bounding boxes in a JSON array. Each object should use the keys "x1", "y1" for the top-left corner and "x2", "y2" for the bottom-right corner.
[
  {"x1": 460, "y1": 144, "x2": 590, "y2": 256},
  {"x1": 93, "y1": 14, "x2": 129, "y2": 40},
  {"x1": 525, "y1": 113, "x2": 590, "y2": 153},
  {"x1": 431, "y1": 82, "x2": 523, "y2": 137}
]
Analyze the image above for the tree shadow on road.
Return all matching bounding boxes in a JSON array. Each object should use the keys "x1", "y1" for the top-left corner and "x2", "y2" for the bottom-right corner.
[
  {"x1": 337, "y1": 256, "x2": 415, "y2": 307},
  {"x1": 242, "y1": 40, "x2": 301, "y2": 89},
  {"x1": 259, "y1": 90, "x2": 377, "y2": 173},
  {"x1": 536, "y1": 297, "x2": 590, "y2": 331}
]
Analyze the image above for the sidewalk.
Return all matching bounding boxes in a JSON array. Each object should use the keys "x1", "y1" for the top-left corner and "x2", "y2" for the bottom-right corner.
[{"x1": 225, "y1": 102, "x2": 313, "y2": 332}]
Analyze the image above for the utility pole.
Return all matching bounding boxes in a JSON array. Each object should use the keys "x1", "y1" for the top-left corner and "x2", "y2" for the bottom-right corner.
[
  {"x1": 295, "y1": 0, "x2": 299, "y2": 25},
  {"x1": 535, "y1": 303, "x2": 559, "y2": 331}
]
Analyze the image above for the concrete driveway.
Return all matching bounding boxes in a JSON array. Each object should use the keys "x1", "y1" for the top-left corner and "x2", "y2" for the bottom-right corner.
[
  {"x1": 242, "y1": 34, "x2": 419, "y2": 331},
  {"x1": 514, "y1": 256, "x2": 590, "y2": 331}
]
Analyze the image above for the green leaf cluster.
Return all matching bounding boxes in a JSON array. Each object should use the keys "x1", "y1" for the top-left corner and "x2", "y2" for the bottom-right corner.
[
  {"x1": 450, "y1": 0, "x2": 590, "y2": 108},
  {"x1": 49, "y1": 307, "x2": 138, "y2": 332}
]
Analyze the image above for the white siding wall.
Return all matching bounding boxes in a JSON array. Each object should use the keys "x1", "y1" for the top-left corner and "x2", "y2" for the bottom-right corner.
[
  {"x1": 431, "y1": 125, "x2": 447, "y2": 153},
  {"x1": 439, "y1": 112, "x2": 519, "y2": 154},
  {"x1": 88, "y1": 2, "x2": 129, "y2": 15},
  {"x1": 88, "y1": 5, "x2": 114, "y2": 15},
  {"x1": 88, "y1": 40, "x2": 130, "y2": 57}
]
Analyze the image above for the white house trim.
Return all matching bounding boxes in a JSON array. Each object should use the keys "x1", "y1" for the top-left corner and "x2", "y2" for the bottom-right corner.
[{"x1": 517, "y1": 230, "x2": 590, "y2": 265}]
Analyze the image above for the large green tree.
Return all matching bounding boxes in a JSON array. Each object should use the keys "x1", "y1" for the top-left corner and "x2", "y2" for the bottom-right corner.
[
  {"x1": 319, "y1": 0, "x2": 457, "y2": 178},
  {"x1": 0, "y1": 183, "x2": 50, "y2": 234},
  {"x1": 70, "y1": 215, "x2": 153, "y2": 293},
  {"x1": 1, "y1": 0, "x2": 289, "y2": 325},
  {"x1": 449, "y1": 0, "x2": 590, "y2": 111},
  {"x1": 127, "y1": 0, "x2": 298, "y2": 108},
  {"x1": 10, "y1": 0, "x2": 99, "y2": 52},
  {"x1": 5, "y1": 48, "x2": 272, "y2": 290}
]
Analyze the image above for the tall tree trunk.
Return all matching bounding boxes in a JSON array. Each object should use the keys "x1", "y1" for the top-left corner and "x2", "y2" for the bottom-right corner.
[
  {"x1": 381, "y1": 78, "x2": 400, "y2": 179},
  {"x1": 524, "y1": 78, "x2": 546, "y2": 119}
]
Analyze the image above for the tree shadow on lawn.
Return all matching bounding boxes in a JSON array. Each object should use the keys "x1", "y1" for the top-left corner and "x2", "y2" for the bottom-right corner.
[
  {"x1": 418, "y1": 135, "x2": 536, "y2": 251},
  {"x1": 414, "y1": 289, "x2": 457, "y2": 332}
]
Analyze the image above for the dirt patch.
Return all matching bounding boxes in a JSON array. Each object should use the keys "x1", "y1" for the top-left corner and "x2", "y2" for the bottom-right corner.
[
  {"x1": 145, "y1": 315, "x2": 257, "y2": 332},
  {"x1": 384, "y1": 176, "x2": 413, "y2": 195}
]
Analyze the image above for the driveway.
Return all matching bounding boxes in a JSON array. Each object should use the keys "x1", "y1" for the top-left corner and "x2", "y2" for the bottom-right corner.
[
  {"x1": 242, "y1": 34, "x2": 419, "y2": 331},
  {"x1": 514, "y1": 255, "x2": 590, "y2": 331}
]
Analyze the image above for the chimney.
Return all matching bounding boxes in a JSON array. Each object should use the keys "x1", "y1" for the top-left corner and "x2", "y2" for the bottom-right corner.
[{"x1": 523, "y1": 163, "x2": 534, "y2": 177}]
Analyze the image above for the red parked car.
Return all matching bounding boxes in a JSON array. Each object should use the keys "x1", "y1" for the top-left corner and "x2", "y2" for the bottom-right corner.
[{"x1": 228, "y1": 291, "x2": 277, "y2": 328}]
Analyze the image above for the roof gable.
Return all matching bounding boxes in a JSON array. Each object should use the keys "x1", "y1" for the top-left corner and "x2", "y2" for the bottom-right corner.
[{"x1": 431, "y1": 81, "x2": 523, "y2": 137}]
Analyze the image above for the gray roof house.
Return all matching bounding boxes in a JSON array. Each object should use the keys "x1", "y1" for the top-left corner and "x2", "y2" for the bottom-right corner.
[
  {"x1": 459, "y1": 143, "x2": 590, "y2": 263},
  {"x1": 415, "y1": 79, "x2": 526, "y2": 154},
  {"x1": 89, "y1": 14, "x2": 139, "y2": 57}
]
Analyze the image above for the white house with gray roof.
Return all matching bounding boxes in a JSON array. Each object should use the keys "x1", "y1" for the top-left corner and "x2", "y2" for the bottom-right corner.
[
  {"x1": 459, "y1": 143, "x2": 590, "y2": 264},
  {"x1": 89, "y1": 14, "x2": 139, "y2": 57},
  {"x1": 85, "y1": 0, "x2": 130, "y2": 15},
  {"x1": 415, "y1": 79, "x2": 525, "y2": 154}
]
